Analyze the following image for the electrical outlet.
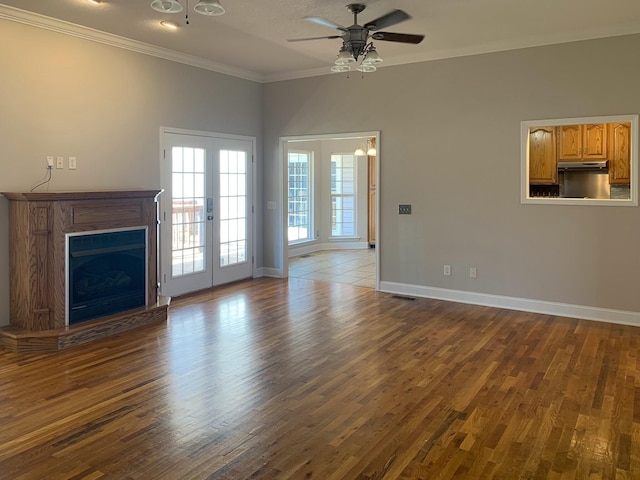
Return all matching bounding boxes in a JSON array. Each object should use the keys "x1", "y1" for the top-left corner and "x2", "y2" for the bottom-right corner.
[
  {"x1": 56, "y1": 156, "x2": 64, "y2": 169},
  {"x1": 470, "y1": 267, "x2": 477, "y2": 279},
  {"x1": 68, "y1": 156, "x2": 77, "y2": 170},
  {"x1": 399, "y1": 204, "x2": 412, "y2": 215},
  {"x1": 46, "y1": 156, "x2": 54, "y2": 168},
  {"x1": 444, "y1": 264, "x2": 451, "y2": 276}
]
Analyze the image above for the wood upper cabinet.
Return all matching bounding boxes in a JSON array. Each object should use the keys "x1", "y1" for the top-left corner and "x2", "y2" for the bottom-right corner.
[
  {"x1": 529, "y1": 126, "x2": 557, "y2": 184},
  {"x1": 558, "y1": 124, "x2": 607, "y2": 161},
  {"x1": 608, "y1": 122, "x2": 631, "y2": 185}
]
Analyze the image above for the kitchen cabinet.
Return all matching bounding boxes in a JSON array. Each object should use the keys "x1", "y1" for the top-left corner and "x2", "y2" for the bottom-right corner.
[
  {"x1": 558, "y1": 124, "x2": 607, "y2": 161},
  {"x1": 529, "y1": 126, "x2": 557, "y2": 184},
  {"x1": 608, "y1": 122, "x2": 631, "y2": 185}
]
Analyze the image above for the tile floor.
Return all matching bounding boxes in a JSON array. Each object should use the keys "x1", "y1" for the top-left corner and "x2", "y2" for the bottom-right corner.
[{"x1": 288, "y1": 249, "x2": 376, "y2": 288}]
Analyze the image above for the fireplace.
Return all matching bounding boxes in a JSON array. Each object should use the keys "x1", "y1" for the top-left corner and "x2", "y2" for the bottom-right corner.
[
  {"x1": 67, "y1": 227, "x2": 147, "y2": 325},
  {"x1": 0, "y1": 190, "x2": 169, "y2": 353}
]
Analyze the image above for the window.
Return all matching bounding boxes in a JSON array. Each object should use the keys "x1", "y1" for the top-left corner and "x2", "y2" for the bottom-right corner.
[
  {"x1": 330, "y1": 154, "x2": 356, "y2": 237},
  {"x1": 288, "y1": 151, "x2": 313, "y2": 243}
]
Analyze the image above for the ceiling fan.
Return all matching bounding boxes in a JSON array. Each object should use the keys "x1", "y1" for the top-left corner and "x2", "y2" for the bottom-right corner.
[{"x1": 288, "y1": 3, "x2": 425, "y2": 73}]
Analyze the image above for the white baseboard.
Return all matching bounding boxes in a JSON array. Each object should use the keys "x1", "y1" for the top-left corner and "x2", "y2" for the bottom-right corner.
[
  {"x1": 321, "y1": 241, "x2": 369, "y2": 250},
  {"x1": 288, "y1": 243, "x2": 321, "y2": 257},
  {"x1": 379, "y1": 281, "x2": 640, "y2": 327},
  {"x1": 288, "y1": 242, "x2": 369, "y2": 257},
  {"x1": 261, "y1": 267, "x2": 285, "y2": 278}
]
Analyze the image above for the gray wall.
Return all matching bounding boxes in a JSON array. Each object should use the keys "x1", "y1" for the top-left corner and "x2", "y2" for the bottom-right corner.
[
  {"x1": 263, "y1": 34, "x2": 640, "y2": 313},
  {"x1": 0, "y1": 20, "x2": 262, "y2": 326},
  {"x1": 3, "y1": 15, "x2": 640, "y2": 328}
]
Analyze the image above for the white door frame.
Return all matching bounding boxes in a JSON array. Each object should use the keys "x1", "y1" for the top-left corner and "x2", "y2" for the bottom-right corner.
[
  {"x1": 279, "y1": 131, "x2": 380, "y2": 290},
  {"x1": 158, "y1": 126, "x2": 257, "y2": 296}
]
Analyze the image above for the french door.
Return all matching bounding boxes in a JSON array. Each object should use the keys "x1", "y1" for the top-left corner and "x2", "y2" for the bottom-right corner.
[{"x1": 160, "y1": 131, "x2": 254, "y2": 297}]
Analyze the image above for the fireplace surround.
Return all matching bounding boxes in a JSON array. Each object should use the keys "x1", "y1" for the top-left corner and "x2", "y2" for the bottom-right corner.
[{"x1": 0, "y1": 190, "x2": 168, "y2": 352}]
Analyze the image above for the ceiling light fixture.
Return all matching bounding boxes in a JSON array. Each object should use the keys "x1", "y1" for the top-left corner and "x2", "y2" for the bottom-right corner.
[
  {"x1": 150, "y1": 0, "x2": 225, "y2": 17},
  {"x1": 354, "y1": 138, "x2": 376, "y2": 157},
  {"x1": 151, "y1": 0, "x2": 183, "y2": 13},
  {"x1": 87, "y1": 0, "x2": 102, "y2": 4},
  {"x1": 194, "y1": 0, "x2": 225, "y2": 16},
  {"x1": 333, "y1": 42, "x2": 383, "y2": 74},
  {"x1": 367, "y1": 137, "x2": 377, "y2": 156},
  {"x1": 160, "y1": 20, "x2": 179, "y2": 29}
]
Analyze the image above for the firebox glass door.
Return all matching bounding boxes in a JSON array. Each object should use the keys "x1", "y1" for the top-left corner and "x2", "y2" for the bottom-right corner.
[{"x1": 160, "y1": 132, "x2": 253, "y2": 297}]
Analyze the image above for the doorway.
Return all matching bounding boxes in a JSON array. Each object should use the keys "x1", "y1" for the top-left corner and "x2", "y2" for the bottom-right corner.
[
  {"x1": 280, "y1": 132, "x2": 379, "y2": 289},
  {"x1": 159, "y1": 129, "x2": 255, "y2": 297}
]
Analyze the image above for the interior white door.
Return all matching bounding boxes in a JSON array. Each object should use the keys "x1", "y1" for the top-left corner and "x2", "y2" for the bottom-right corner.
[{"x1": 160, "y1": 132, "x2": 253, "y2": 297}]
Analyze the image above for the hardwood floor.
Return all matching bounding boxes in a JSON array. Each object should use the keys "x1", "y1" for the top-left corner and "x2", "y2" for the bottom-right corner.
[{"x1": 1, "y1": 277, "x2": 639, "y2": 479}]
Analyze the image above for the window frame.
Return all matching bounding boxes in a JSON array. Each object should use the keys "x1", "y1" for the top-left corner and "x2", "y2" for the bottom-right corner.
[
  {"x1": 287, "y1": 150, "x2": 314, "y2": 245},
  {"x1": 329, "y1": 153, "x2": 358, "y2": 239}
]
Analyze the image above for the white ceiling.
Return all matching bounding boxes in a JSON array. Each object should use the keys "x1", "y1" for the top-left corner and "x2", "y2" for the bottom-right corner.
[{"x1": 3, "y1": 0, "x2": 640, "y2": 82}]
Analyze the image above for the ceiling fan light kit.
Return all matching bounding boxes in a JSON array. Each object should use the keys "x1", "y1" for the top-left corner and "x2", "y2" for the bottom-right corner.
[
  {"x1": 335, "y1": 47, "x2": 357, "y2": 65},
  {"x1": 362, "y1": 46, "x2": 382, "y2": 65},
  {"x1": 151, "y1": 0, "x2": 183, "y2": 14},
  {"x1": 289, "y1": 3, "x2": 424, "y2": 74},
  {"x1": 194, "y1": 0, "x2": 225, "y2": 16},
  {"x1": 150, "y1": 0, "x2": 225, "y2": 19}
]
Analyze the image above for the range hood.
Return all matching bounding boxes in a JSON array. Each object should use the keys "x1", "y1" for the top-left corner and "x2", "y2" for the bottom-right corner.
[{"x1": 557, "y1": 160, "x2": 608, "y2": 171}]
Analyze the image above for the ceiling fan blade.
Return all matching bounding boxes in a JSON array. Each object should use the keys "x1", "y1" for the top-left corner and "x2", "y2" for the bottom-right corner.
[
  {"x1": 371, "y1": 32, "x2": 425, "y2": 44},
  {"x1": 364, "y1": 9, "x2": 411, "y2": 31},
  {"x1": 287, "y1": 35, "x2": 343, "y2": 42},
  {"x1": 305, "y1": 16, "x2": 348, "y2": 32}
]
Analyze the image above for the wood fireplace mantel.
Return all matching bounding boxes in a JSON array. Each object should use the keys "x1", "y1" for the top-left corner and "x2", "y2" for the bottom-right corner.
[{"x1": 0, "y1": 190, "x2": 169, "y2": 352}]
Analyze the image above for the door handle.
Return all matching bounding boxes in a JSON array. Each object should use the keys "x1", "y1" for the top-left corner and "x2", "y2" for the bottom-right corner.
[
  {"x1": 207, "y1": 215, "x2": 214, "y2": 220},
  {"x1": 207, "y1": 197, "x2": 213, "y2": 213}
]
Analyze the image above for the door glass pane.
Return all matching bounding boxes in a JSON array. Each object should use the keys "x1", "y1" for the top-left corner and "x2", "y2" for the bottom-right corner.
[
  {"x1": 172, "y1": 146, "x2": 206, "y2": 277},
  {"x1": 219, "y1": 150, "x2": 247, "y2": 267}
]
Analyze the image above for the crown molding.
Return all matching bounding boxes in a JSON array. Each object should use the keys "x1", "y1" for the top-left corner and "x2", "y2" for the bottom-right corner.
[{"x1": 0, "y1": 4, "x2": 265, "y2": 83}]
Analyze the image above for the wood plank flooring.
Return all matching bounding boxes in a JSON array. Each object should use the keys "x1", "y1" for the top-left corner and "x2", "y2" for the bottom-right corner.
[{"x1": 1, "y1": 277, "x2": 640, "y2": 479}]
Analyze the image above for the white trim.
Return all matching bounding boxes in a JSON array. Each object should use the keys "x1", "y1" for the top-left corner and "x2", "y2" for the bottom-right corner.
[
  {"x1": 0, "y1": 5, "x2": 264, "y2": 83},
  {"x1": 288, "y1": 242, "x2": 369, "y2": 257},
  {"x1": 521, "y1": 113, "x2": 639, "y2": 206},
  {"x1": 319, "y1": 241, "x2": 368, "y2": 250},
  {"x1": 288, "y1": 242, "x2": 321, "y2": 257},
  {"x1": 380, "y1": 281, "x2": 640, "y2": 327},
  {"x1": 262, "y1": 267, "x2": 285, "y2": 278}
]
